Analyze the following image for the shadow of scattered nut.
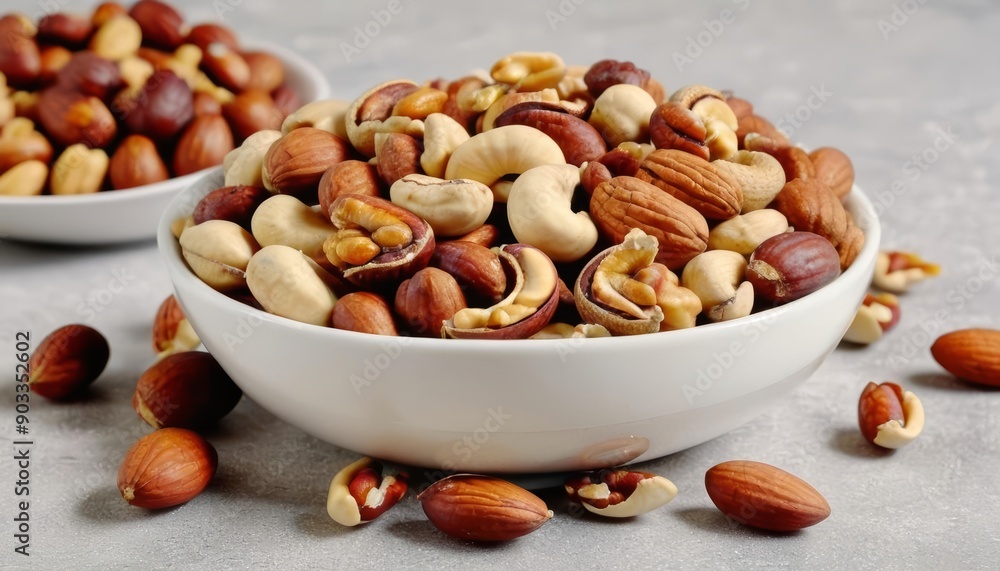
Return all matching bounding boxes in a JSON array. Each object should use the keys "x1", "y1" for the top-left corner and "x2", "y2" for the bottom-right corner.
[
  {"x1": 76, "y1": 488, "x2": 177, "y2": 523},
  {"x1": 908, "y1": 372, "x2": 999, "y2": 392},
  {"x1": 294, "y1": 509, "x2": 355, "y2": 538},
  {"x1": 384, "y1": 519, "x2": 515, "y2": 551},
  {"x1": 673, "y1": 506, "x2": 733, "y2": 533},
  {"x1": 828, "y1": 427, "x2": 894, "y2": 459}
]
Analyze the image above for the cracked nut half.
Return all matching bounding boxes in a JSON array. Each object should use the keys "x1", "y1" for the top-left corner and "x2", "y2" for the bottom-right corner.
[
  {"x1": 575, "y1": 228, "x2": 665, "y2": 335},
  {"x1": 444, "y1": 244, "x2": 560, "y2": 339},
  {"x1": 842, "y1": 293, "x2": 900, "y2": 345},
  {"x1": 858, "y1": 382, "x2": 924, "y2": 449},
  {"x1": 872, "y1": 251, "x2": 941, "y2": 294},
  {"x1": 565, "y1": 469, "x2": 678, "y2": 518},
  {"x1": 327, "y1": 457, "x2": 408, "y2": 526}
]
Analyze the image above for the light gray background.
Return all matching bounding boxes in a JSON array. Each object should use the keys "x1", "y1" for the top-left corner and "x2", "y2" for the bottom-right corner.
[{"x1": 2, "y1": 0, "x2": 999, "y2": 569}]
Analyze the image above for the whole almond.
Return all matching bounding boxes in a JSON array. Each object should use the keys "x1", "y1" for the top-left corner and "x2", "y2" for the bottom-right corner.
[
  {"x1": 931, "y1": 329, "x2": 1000, "y2": 386},
  {"x1": 705, "y1": 460, "x2": 830, "y2": 532},
  {"x1": 28, "y1": 324, "x2": 110, "y2": 400},
  {"x1": 418, "y1": 474, "x2": 553, "y2": 541},
  {"x1": 117, "y1": 428, "x2": 218, "y2": 509}
]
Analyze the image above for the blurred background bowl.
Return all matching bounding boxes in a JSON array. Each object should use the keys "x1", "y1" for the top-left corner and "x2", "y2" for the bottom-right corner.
[
  {"x1": 0, "y1": 43, "x2": 328, "y2": 246},
  {"x1": 160, "y1": 168, "x2": 880, "y2": 473}
]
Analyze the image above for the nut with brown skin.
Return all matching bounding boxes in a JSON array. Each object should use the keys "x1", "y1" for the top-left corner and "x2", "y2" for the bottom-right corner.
[
  {"x1": 493, "y1": 102, "x2": 607, "y2": 166},
  {"x1": 931, "y1": 329, "x2": 1000, "y2": 387},
  {"x1": 325, "y1": 194, "x2": 436, "y2": 288},
  {"x1": 223, "y1": 89, "x2": 283, "y2": 142},
  {"x1": 242, "y1": 51, "x2": 285, "y2": 93},
  {"x1": 117, "y1": 428, "x2": 218, "y2": 509},
  {"x1": 153, "y1": 294, "x2": 201, "y2": 358},
  {"x1": 872, "y1": 251, "x2": 941, "y2": 293},
  {"x1": 772, "y1": 178, "x2": 864, "y2": 271},
  {"x1": 263, "y1": 127, "x2": 351, "y2": 202},
  {"x1": 185, "y1": 23, "x2": 239, "y2": 51},
  {"x1": 173, "y1": 114, "x2": 235, "y2": 176},
  {"x1": 327, "y1": 457, "x2": 409, "y2": 526},
  {"x1": 38, "y1": 47, "x2": 75, "y2": 85},
  {"x1": 345, "y1": 79, "x2": 420, "y2": 157},
  {"x1": 318, "y1": 160, "x2": 383, "y2": 218},
  {"x1": 431, "y1": 240, "x2": 507, "y2": 305},
  {"x1": 201, "y1": 42, "x2": 250, "y2": 92},
  {"x1": 37, "y1": 13, "x2": 94, "y2": 49},
  {"x1": 54, "y1": 51, "x2": 123, "y2": 99},
  {"x1": 842, "y1": 293, "x2": 900, "y2": 345},
  {"x1": 858, "y1": 382, "x2": 924, "y2": 449},
  {"x1": 395, "y1": 267, "x2": 468, "y2": 337},
  {"x1": 565, "y1": 469, "x2": 677, "y2": 518},
  {"x1": 133, "y1": 351, "x2": 243, "y2": 429},
  {"x1": 375, "y1": 132, "x2": 422, "y2": 186},
  {"x1": 584, "y1": 59, "x2": 651, "y2": 98},
  {"x1": 331, "y1": 292, "x2": 399, "y2": 336},
  {"x1": 129, "y1": 0, "x2": 186, "y2": 50},
  {"x1": 0, "y1": 15, "x2": 41, "y2": 88},
  {"x1": 109, "y1": 134, "x2": 169, "y2": 189},
  {"x1": 705, "y1": 460, "x2": 830, "y2": 531},
  {"x1": 92, "y1": 3, "x2": 128, "y2": 28},
  {"x1": 736, "y1": 114, "x2": 789, "y2": 148},
  {"x1": 28, "y1": 324, "x2": 110, "y2": 400},
  {"x1": 445, "y1": 244, "x2": 560, "y2": 339},
  {"x1": 744, "y1": 133, "x2": 815, "y2": 181},
  {"x1": 809, "y1": 147, "x2": 854, "y2": 199},
  {"x1": 635, "y1": 149, "x2": 742, "y2": 220},
  {"x1": 120, "y1": 70, "x2": 194, "y2": 143},
  {"x1": 590, "y1": 176, "x2": 709, "y2": 270},
  {"x1": 664, "y1": 85, "x2": 739, "y2": 161},
  {"x1": 193, "y1": 185, "x2": 271, "y2": 230},
  {"x1": 38, "y1": 88, "x2": 118, "y2": 148},
  {"x1": 418, "y1": 474, "x2": 553, "y2": 542},
  {"x1": 746, "y1": 231, "x2": 841, "y2": 305}
]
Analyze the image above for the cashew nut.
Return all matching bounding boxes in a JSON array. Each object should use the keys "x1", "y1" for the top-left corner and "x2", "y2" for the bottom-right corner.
[
  {"x1": 50, "y1": 145, "x2": 110, "y2": 195},
  {"x1": 179, "y1": 220, "x2": 260, "y2": 291},
  {"x1": 490, "y1": 51, "x2": 566, "y2": 92},
  {"x1": 507, "y1": 164, "x2": 598, "y2": 262},
  {"x1": 281, "y1": 99, "x2": 351, "y2": 139},
  {"x1": 245, "y1": 245, "x2": 339, "y2": 326},
  {"x1": 588, "y1": 84, "x2": 657, "y2": 147},
  {"x1": 420, "y1": 113, "x2": 470, "y2": 178},
  {"x1": 708, "y1": 209, "x2": 789, "y2": 255},
  {"x1": 389, "y1": 174, "x2": 492, "y2": 237},
  {"x1": 250, "y1": 195, "x2": 337, "y2": 266},
  {"x1": 681, "y1": 250, "x2": 754, "y2": 322},
  {"x1": 223, "y1": 129, "x2": 282, "y2": 187},
  {"x1": 0, "y1": 160, "x2": 47, "y2": 196},
  {"x1": 444, "y1": 125, "x2": 566, "y2": 202},
  {"x1": 712, "y1": 150, "x2": 786, "y2": 212}
]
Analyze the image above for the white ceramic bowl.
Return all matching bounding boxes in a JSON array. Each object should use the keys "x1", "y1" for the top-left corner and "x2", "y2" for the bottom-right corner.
[
  {"x1": 0, "y1": 44, "x2": 329, "y2": 246},
  {"x1": 159, "y1": 169, "x2": 881, "y2": 473}
]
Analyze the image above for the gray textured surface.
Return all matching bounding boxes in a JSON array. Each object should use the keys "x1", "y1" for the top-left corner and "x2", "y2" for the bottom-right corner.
[{"x1": 2, "y1": 0, "x2": 999, "y2": 569}]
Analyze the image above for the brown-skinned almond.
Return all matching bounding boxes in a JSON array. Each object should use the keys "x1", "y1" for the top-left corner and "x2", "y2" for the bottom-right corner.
[
  {"x1": 705, "y1": 460, "x2": 830, "y2": 532},
  {"x1": 931, "y1": 329, "x2": 1000, "y2": 386},
  {"x1": 418, "y1": 474, "x2": 553, "y2": 541}
]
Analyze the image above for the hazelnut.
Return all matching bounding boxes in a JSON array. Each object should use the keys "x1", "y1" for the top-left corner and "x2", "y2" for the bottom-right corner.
[
  {"x1": 331, "y1": 292, "x2": 400, "y2": 336},
  {"x1": 395, "y1": 268, "x2": 468, "y2": 337},
  {"x1": 192, "y1": 185, "x2": 271, "y2": 230},
  {"x1": 152, "y1": 294, "x2": 201, "y2": 358},
  {"x1": 117, "y1": 428, "x2": 218, "y2": 509},
  {"x1": 129, "y1": 0, "x2": 186, "y2": 50},
  {"x1": 28, "y1": 324, "x2": 110, "y2": 400},
  {"x1": 173, "y1": 114, "x2": 235, "y2": 176},
  {"x1": 0, "y1": 15, "x2": 41, "y2": 88},
  {"x1": 120, "y1": 69, "x2": 194, "y2": 142},
  {"x1": 242, "y1": 51, "x2": 285, "y2": 93},
  {"x1": 54, "y1": 51, "x2": 124, "y2": 99},
  {"x1": 185, "y1": 23, "x2": 239, "y2": 51},
  {"x1": 262, "y1": 127, "x2": 351, "y2": 202},
  {"x1": 133, "y1": 351, "x2": 242, "y2": 429},
  {"x1": 746, "y1": 231, "x2": 841, "y2": 305},
  {"x1": 37, "y1": 14, "x2": 94, "y2": 49},
  {"x1": 223, "y1": 89, "x2": 283, "y2": 142},
  {"x1": 109, "y1": 135, "x2": 169, "y2": 189},
  {"x1": 37, "y1": 88, "x2": 118, "y2": 148}
]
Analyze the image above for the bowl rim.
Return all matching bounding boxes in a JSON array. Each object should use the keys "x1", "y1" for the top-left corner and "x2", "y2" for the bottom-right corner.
[
  {"x1": 159, "y1": 167, "x2": 882, "y2": 353},
  {"x1": 0, "y1": 42, "x2": 330, "y2": 207}
]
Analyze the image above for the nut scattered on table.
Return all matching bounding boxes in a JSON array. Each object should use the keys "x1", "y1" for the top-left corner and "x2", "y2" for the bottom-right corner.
[
  {"x1": 117, "y1": 427, "x2": 218, "y2": 509},
  {"x1": 327, "y1": 457, "x2": 408, "y2": 526},
  {"x1": 705, "y1": 460, "x2": 831, "y2": 532},
  {"x1": 931, "y1": 328, "x2": 1000, "y2": 387},
  {"x1": 28, "y1": 324, "x2": 110, "y2": 400},
  {"x1": 857, "y1": 381, "x2": 924, "y2": 449},
  {"x1": 152, "y1": 294, "x2": 201, "y2": 359},
  {"x1": 872, "y1": 251, "x2": 941, "y2": 294},
  {"x1": 418, "y1": 474, "x2": 553, "y2": 541},
  {"x1": 133, "y1": 351, "x2": 243, "y2": 430},
  {"x1": 565, "y1": 469, "x2": 678, "y2": 518},
  {"x1": 842, "y1": 293, "x2": 900, "y2": 345}
]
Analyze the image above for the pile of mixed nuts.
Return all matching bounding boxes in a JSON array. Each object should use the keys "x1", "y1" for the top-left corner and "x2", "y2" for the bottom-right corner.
[
  {"x1": 0, "y1": 0, "x2": 300, "y2": 196},
  {"x1": 175, "y1": 51, "x2": 865, "y2": 340}
]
